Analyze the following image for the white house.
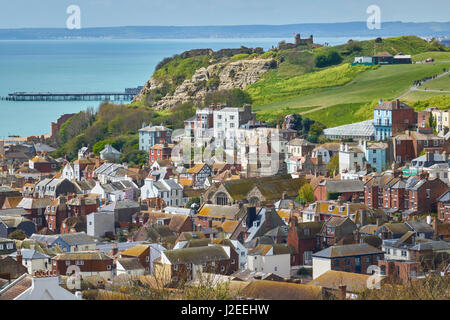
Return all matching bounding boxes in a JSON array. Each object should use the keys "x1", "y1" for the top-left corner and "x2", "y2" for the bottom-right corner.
[
  {"x1": 246, "y1": 244, "x2": 290, "y2": 278},
  {"x1": 10, "y1": 249, "x2": 51, "y2": 274},
  {"x1": 140, "y1": 178, "x2": 183, "y2": 207},
  {"x1": 62, "y1": 163, "x2": 76, "y2": 181},
  {"x1": 100, "y1": 144, "x2": 121, "y2": 162},
  {"x1": 87, "y1": 211, "x2": 115, "y2": 238},
  {"x1": 1, "y1": 274, "x2": 82, "y2": 300},
  {"x1": 116, "y1": 258, "x2": 146, "y2": 276},
  {"x1": 339, "y1": 143, "x2": 366, "y2": 174}
]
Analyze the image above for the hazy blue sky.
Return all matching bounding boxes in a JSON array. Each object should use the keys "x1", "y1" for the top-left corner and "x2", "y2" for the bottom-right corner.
[{"x1": 0, "y1": 0, "x2": 449, "y2": 28}]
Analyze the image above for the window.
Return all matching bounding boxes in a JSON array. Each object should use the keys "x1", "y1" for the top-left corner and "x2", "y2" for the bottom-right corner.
[
  {"x1": 65, "y1": 261, "x2": 71, "y2": 266},
  {"x1": 231, "y1": 259, "x2": 235, "y2": 265},
  {"x1": 274, "y1": 266, "x2": 278, "y2": 271},
  {"x1": 345, "y1": 259, "x2": 351, "y2": 265},
  {"x1": 426, "y1": 189, "x2": 430, "y2": 199},
  {"x1": 0, "y1": 244, "x2": 3, "y2": 250},
  {"x1": 221, "y1": 266, "x2": 225, "y2": 272},
  {"x1": 401, "y1": 251, "x2": 407, "y2": 257},
  {"x1": 187, "y1": 264, "x2": 191, "y2": 270},
  {"x1": 107, "y1": 265, "x2": 112, "y2": 270},
  {"x1": 173, "y1": 265, "x2": 178, "y2": 271},
  {"x1": 75, "y1": 260, "x2": 84, "y2": 266}
]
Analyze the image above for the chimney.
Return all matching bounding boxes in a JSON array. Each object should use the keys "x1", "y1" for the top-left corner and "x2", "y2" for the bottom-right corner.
[
  {"x1": 282, "y1": 192, "x2": 287, "y2": 200},
  {"x1": 433, "y1": 217, "x2": 439, "y2": 240},
  {"x1": 112, "y1": 243, "x2": 118, "y2": 256},
  {"x1": 353, "y1": 230, "x2": 360, "y2": 244},
  {"x1": 16, "y1": 250, "x2": 22, "y2": 265},
  {"x1": 340, "y1": 142, "x2": 344, "y2": 152},
  {"x1": 345, "y1": 144, "x2": 349, "y2": 152},
  {"x1": 338, "y1": 285, "x2": 347, "y2": 300}
]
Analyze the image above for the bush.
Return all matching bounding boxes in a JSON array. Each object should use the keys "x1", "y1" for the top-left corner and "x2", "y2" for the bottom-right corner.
[
  {"x1": 315, "y1": 50, "x2": 343, "y2": 68},
  {"x1": 8, "y1": 230, "x2": 26, "y2": 240}
]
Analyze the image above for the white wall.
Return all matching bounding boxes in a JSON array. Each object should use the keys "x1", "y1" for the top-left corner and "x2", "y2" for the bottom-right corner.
[{"x1": 312, "y1": 257, "x2": 332, "y2": 279}]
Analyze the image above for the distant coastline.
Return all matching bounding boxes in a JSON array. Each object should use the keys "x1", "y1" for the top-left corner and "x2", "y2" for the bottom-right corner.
[{"x1": 1, "y1": 21, "x2": 450, "y2": 40}]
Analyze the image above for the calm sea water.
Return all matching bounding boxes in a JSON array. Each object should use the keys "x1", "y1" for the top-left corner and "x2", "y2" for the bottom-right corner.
[{"x1": 0, "y1": 37, "x2": 371, "y2": 138}]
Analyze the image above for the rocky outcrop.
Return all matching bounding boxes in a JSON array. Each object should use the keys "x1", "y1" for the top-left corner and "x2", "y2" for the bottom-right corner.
[{"x1": 133, "y1": 58, "x2": 276, "y2": 110}]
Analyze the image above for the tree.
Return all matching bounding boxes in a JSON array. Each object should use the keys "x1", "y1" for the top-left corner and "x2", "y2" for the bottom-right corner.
[
  {"x1": 8, "y1": 230, "x2": 26, "y2": 240},
  {"x1": 428, "y1": 114, "x2": 437, "y2": 134},
  {"x1": 298, "y1": 183, "x2": 314, "y2": 204},
  {"x1": 309, "y1": 122, "x2": 325, "y2": 136},
  {"x1": 315, "y1": 50, "x2": 343, "y2": 68},
  {"x1": 185, "y1": 197, "x2": 200, "y2": 209},
  {"x1": 327, "y1": 154, "x2": 339, "y2": 177}
]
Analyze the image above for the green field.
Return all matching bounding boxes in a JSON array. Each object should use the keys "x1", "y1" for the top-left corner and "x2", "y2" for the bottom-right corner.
[
  {"x1": 412, "y1": 51, "x2": 450, "y2": 62},
  {"x1": 421, "y1": 74, "x2": 450, "y2": 91},
  {"x1": 252, "y1": 61, "x2": 450, "y2": 115}
]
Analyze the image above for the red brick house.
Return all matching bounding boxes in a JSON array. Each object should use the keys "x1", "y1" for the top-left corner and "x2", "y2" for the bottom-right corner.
[
  {"x1": 154, "y1": 245, "x2": 237, "y2": 282},
  {"x1": 149, "y1": 144, "x2": 172, "y2": 164},
  {"x1": 288, "y1": 217, "x2": 324, "y2": 266},
  {"x1": 28, "y1": 154, "x2": 58, "y2": 174},
  {"x1": 51, "y1": 251, "x2": 114, "y2": 279},
  {"x1": 44, "y1": 197, "x2": 68, "y2": 233},
  {"x1": 314, "y1": 179, "x2": 364, "y2": 202},
  {"x1": 405, "y1": 176, "x2": 448, "y2": 215},
  {"x1": 120, "y1": 244, "x2": 151, "y2": 274},
  {"x1": 437, "y1": 191, "x2": 450, "y2": 223},
  {"x1": 312, "y1": 243, "x2": 384, "y2": 278}
]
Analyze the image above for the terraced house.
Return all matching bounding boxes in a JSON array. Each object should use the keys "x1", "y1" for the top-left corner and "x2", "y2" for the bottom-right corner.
[
  {"x1": 51, "y1": 251, "x2": 114, "y2": 280},
  {"x1": 154, "y1": 245, "x2": 237, "y2": 282}
]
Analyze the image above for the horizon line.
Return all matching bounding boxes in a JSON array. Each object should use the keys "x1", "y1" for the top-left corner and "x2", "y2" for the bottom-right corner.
[{"x1": 1, "y1": 20, "x2": 450, "y2": 31}]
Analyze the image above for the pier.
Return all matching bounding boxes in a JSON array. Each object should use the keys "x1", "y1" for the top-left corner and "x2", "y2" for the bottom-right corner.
[{"x1": 1, "y1": 87, "x2": 142, "y2": 102}]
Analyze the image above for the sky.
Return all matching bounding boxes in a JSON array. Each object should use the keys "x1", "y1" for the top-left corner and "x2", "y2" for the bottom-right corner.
[{"x1": 0, "y1": 0, "x2": 449, "y2": 28}]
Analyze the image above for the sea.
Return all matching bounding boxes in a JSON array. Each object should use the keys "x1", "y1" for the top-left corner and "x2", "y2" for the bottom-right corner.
[{"x1": 0, "y1": 37, "x2": 372, "y2": 138}]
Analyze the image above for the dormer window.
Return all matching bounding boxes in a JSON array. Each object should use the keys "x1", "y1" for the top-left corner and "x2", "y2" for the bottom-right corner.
[
  {"x1": 253, "y1": 221, "x2": 259, "y2": 227},
  {"x1": 328, "y1": 205, "x2": 335, "y2": 211},
  {"x1": 339, "y1": 206, "x2": 346, "y2": 213}
]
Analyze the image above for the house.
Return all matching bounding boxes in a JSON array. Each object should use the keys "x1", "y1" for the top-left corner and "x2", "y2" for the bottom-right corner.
[
  {"x1": 99, "y1": 200, "x2": 140, "y2": 224},
  {"x1": 405, "y1": 220, "x2": 435, "y2": 239},
  {"x1": 287, "y1": 138, "x2": 316, "y2": 157},
  {"x1": 338, "y1": 143, "x2": 366, "y2": 174},
  {"x1": 314, "y1": 179, "x2": 364, "y2": 202},
  {"x1": 310, "y1": 270, "x2": 384, "y2": 299},
  {"x1": 51, "y1": 251, "x2": 114, "y2": 280},
  {"x1": 312, "y1": 243, "x2": 384, "y2": 279},
  {"x1": 28, "y1": 154, "x2": 58, "y2": 174},
  {"x1": 0, "y1": 238, "x2": 16, "y2": 256},
  {"x1": 66, "y1": 196, "x2": 99, "y2": 217},
  {"x1": 239, "y1": 280, "x2": 322, "y2": 300},
  {"x1": 311, "y1": 144, "x2": 341, "y2": 164},
  {"x1": 154, "y1": 245, "x2": 236, "y2": 282},
  {"x1": 0, "y1": 216, "x2": 36, "y2": 238},
  {"x1": 318, "y1": 217, "x2": 357, "y2": 248},
  {"x1": 116, "y1": 258, "x2": 145, "y2": 276},
  {"x1": 195, "y1": 204, "x2": 243, "y2": 230},
  {"x1": 86, "y1": 211, "x2": 115, "y2": 238},
  {"x1": 301, "y1": 201, "x2": 367, "y2": 223},
  {"x1": 0, "y1": 273, "x2": 81, "y2": 300},
  {"x1": 120, "y1": 244, "x2": 152, "y2": 274},
  {"x1": 0, "y1": 256, "x2": 27, "y2": 281},
  {"x1": 90, "y1": 180, "x2": 139, "y2": 202},
  {"x1": 437, "y1": 191, "x2": 450, "y2": 222},
  {"x1": 246, "y1": 244, "x2": 291, "y2": 278},
  {"x1": 60, "y1": 216, "x2": 86, "y2": 234},
  {"x1": 360, "y1": 140, "x2": 389, "y2": 173},
  {"x1": 374, "y1": 99, "x2": 415, "y2": 141},
  {"x1": 34, "y1": 178, "x2": 78, "y2": 199},
  {"x1": 140, "y1": 178, "x2": 183, "y2": 207},
  {"x1": 1, "y1": 197, "x2": 23, "y2": 210},
  {"x1": 213, "y1": 104, "x2": 256, "y2": 149},
  {"x1": 185, "y1": 163, "x2": 212, "y2": 189},
  {"x1": 244, "y1": 207, "x2": 287, "y2": 244},
  {"x1": 44, "y1": 197, "x2": 68, "y2": 233},
  {"x1": 372, "y1": 52, "x2": 394, "y2": 65},
  {"x1": 99, "y1": 144, "x2": 122, "y2": 162},
  {"x1": 51, "y1": 232, "x2": 96, "y2": 252},
  {"x1": 139, "y1": 124, "x2": 172, "y2": 152},
  {"x1": 393, "y1": 53, "x2": 412, "y2": 64},
  {"x1": 376, "y1": 222, "x2": 411, "y2": 240},
  {"x1": 184, "y1": 107, "x2": 214, "y2": 141},
  {"x1": 288, "y1": 218, "x2": 324, "y2": 266},
  {"x1": 16, "y1": 197, "x2": 52, "y2": 229},
  {"x1": 149, "y1": 144, "x2": 172, "y2": 164},
  {"x1": 10, "y1": 249, "x2": 51, "y2": 274}
]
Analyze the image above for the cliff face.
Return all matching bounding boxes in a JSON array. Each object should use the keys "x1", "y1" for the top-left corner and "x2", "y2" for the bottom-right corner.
[{"x1": 133, "y1": 58, "x2": 275, "y2": 110}]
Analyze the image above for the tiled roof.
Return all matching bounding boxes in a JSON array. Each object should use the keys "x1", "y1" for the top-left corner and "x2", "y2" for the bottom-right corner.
[
  {"x1": 221, "y1": 220, "x2": 239, "y2": 233},
  {"x1": 10, "y1": 249, "x2": 49, "y2": 260},
  {"x1": 53, "y1": 251, "x2": 112, "y2": 261},
  {"x1": 313, "y1": 243, "x2": 383, "y2": 258},
  {"x1": 163, "y1": 245, "x2": 228, "y2": 265},
  {"x1": 197, "y1": 204, "x2": 241, "y2": 219},
  {"x1": 117, "y1": 258, "x2": 145, "y2": 270},
  {"x1": 241, "y1": 280, "x2": 322, "y2": 300},
  {"x1": 121, "y1": 244, "x2": 149, "y2": 257},
  {"x1": 59, "y1": 232, "x2": 95, "y2": 246},
  {"x1": 311, "y1": 270, "x2": 383, "y2": 292},
  {"x1": 0, "y1": 274, "x2": 32, "y2": 300},
  {"x1": 322, "y1": 180, "x2": 364, "y2": 193}
]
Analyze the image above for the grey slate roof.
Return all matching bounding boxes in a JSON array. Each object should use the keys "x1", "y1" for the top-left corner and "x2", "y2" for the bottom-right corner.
[
  {"x1": 59, "y1": 232, "x2": 95, "y2": 246},
  {"x1": 10, "y1": 249, "x2": 49, "y2": 260},
  {"x1": 322, "y1": 180, "x2": 364, "y2": 193},
  {"x1": 312, "y1": 243, "x2": 383, "y2": 258}
]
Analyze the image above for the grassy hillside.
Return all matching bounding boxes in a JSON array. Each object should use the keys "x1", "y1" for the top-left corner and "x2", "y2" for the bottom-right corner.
[
  {"x1": 253, "y1": 61, "x2": 450, "y2": 119},
  {"x1": 247, "y1": 64, "x2": 375, "y2": 106}
]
